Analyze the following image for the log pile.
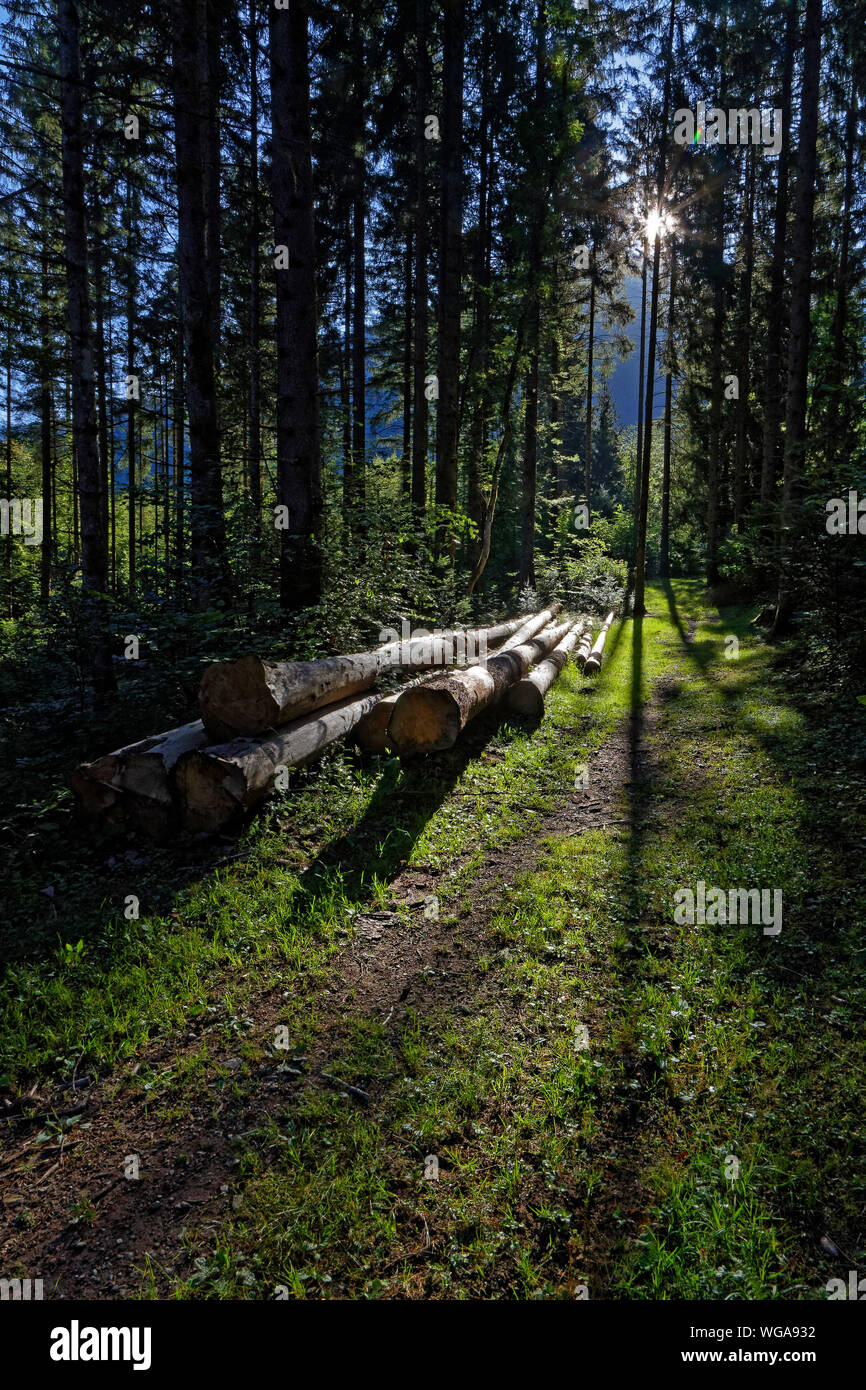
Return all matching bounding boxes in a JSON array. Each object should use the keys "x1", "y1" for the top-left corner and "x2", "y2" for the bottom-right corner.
[
  {"x1": 503, "y1": 621, "x2": 585, "y2": 719},
  {"x1": 73, "y1": 600, "x2": 615, "y2": 837},
  {"x1": 386, "y1": 620, "x2": 571, "y2": 757},
  {"x1": 198, "y1": 615, "x2": 534, "y2": 740}
]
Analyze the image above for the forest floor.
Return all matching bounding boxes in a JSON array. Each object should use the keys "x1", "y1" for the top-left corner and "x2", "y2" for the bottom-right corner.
[{"x1": 1, "y1": 580, "x2": 864, "y2": 1300}]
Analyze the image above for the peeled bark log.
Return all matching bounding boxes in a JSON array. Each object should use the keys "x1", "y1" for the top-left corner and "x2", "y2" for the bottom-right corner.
[
  {"x1": 387, "y1": 621, "x2": 570, "y2": 757},
  {"x1": 504, "y1": 621, "x2": 585, "y2": 719},
  {"x1": 73, "y1": 720, "x2": 209, "y2": 836},
  {"x1": 500, "y1": 603, "x2": 561, "y2": 651},
  {"x1": 199, "y1": 615, "x2": 537, "y2": 739},
  {"x1": 176, "y1": 690, "x2": 383, "y2": 833},
  {"x1": 352, "y1": 618, "x2": 542, "y2": 754},
  {"x1": 584, "y1": 611, "x2": 615, "y2": 674},
  {"x1": 574, "y1": 624, "x2": 594, "y2": 668}
]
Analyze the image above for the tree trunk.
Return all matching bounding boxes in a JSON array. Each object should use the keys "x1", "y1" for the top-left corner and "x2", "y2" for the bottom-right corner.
[
  {"x1": 633, "y1": 238, "x2": 648, "y2": 555},
  {"x1": 411, "y1": 0, "x2": 429, "y2": 518},
  {"x1": 660, "y1": 240, "x2": 677, "y2": 575},
  {"x1": 435, "y1": 0, "x2": 464, "y2": 554},
  {"x1": 759, "y1": 0, "x2": 797, "y2": 510},
  {"x1": 74, "y1": 720, "x2": 209, "y2": 838},
  {"x1": 780, "y1": 0, "x2": 822, "y2": 530},
  {"x1": 734, "y1": 149, "x2": 755, "y2": 530},
  {"x1": 634, "y1": 0, "x2": 676, "y2": 617},
  {"x1": 269, "y1": 0, "x2": 323, "y2": 610},
  {"x1": 584, "y1": 267, "x2": 596, "y2": 515},
  {"x1": 248, "y1": 2, "x2": 262, "y2": 534},
  {"x1": 199, "y1": 615, "x2": 534, "y2": 739},
  {"x1": 584, "y1": 610, "x2": 615, "y2": 673},
  {"x1": 58, "y1": 0, "x2": 114, "y2": 694},
  {"x1": 172, "y1": 0, "x2": 229, "y2": 607},
  {"x1": 349, "y1": 7, "x2": 366, "y2": 517},
  {"x1": 177, "y1": 691, "x2": 384, "y2": 833}
]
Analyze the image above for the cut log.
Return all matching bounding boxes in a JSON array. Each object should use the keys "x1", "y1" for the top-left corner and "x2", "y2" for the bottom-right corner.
[
  {"x1": 73, "y1": 720, "x2": 209, "y2": 837},
  {"x1": 387, "y1": 621, "x2": 571, "y2": 757},
  {"x1": 584, "y1": 611, "x2": 616, "y2": 674},
  {"x1": 574, "y1": 624, "x2": 594, "y2": 668},
  {"x1": 504, "y1": 621, "x2": 586, "y2": 719},
  {"x1": 176, "y1": 690, "x2": 383, "y2": 834},
  {"x1": 351, "y1": 620, "x2": 549, "y2": 755},
  {"x1": 199, "y1": 614, "x2": 541, "y2": 740},
  {"x1": 498, "y1": 602, "x2": 562, "y2": 652}
]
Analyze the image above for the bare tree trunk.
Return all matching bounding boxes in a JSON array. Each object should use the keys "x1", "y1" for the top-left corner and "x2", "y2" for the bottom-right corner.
[
  {"x1": 780, "y1": 0, "x2": 823, "y2": 523},
  {"x1": 411, "y1": 0, "x2": 429, "y2": 518},
  {"x1": 435, "y1": 0, "x2": 464, "y2": 555},
  {"x1": 268, "y1": 0, "x2": 323, "y2": 611},
  {"x1": 734, "y1": 148, "x2": 755, "y2": 530},
  {"x1": 519, "y1": 0, "x2": 545, "y2": 589},
  {"x1": 58, "y1": 0, "x2": 114, "y2": 694},
  {"x1": 660, "y1": 240, "x2": 677, "y2": 577},
  {"x1": 401, "y1": 230, "x2": 413, "y2": 495},
  {"x1": 584, "y1": 266, "x2": 596, "y2": 515},
  {"x1": 634, "y1": 0, "x2": 675, "y2": 617},
  {"x1": 633, "y1": 238, "x2": 648, "y2": 556},
  {"x1": 248, "y1": 2, "x2": 262, "y2": 535},
  {"x1": 350, "y1": 6, "x2": 366, "y2": 518},
  {"x1": 172, "y1": 0, "x2": 230, "y2": 607},
  {"x1": 760, "y1": 0, "x2": 797, "y2": 510}
]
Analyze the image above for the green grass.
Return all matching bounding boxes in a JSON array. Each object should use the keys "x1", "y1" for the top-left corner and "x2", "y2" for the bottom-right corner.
[{"x1": 3, "y1": 580, "x2": 864, "y2": 1301}]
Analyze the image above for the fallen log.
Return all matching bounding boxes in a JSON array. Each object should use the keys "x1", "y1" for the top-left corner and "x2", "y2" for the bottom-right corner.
[
  {"x1": 503, "y1": 621, "x2": 585, "y2": 720},
  {"x1": 73, "y1": 720, "x2": 210, "y2": 837},
  {"x1": 574, "y1": 624, "x2": 594, "y2": 668},
  {"x1": 498, "y1": 602, "x2": 562, "y2": 652},
  {"x1": 387, "y1": 621, "x2": 572, "y2": 757},
  {"x1": 351, "y1": 618, "x2": 552, "y2": 755},
  {"x1": 198, "y1": 614, "x2": 540, "y2": 740},
  {"x1": 584, "y1": 611, "x2": 616, "y2": 674},
  {"x1": 175, "y1": 690, "x2": 383, "y2": 834}
]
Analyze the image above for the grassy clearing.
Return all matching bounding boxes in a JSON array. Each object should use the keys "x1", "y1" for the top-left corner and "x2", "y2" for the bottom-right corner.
[
  {"x1": 160, "y1": 581, "x2": 865, "y2": 1300},
  {"x1": 0, "y1": 598, "x2": 656, "y2": 1089}
]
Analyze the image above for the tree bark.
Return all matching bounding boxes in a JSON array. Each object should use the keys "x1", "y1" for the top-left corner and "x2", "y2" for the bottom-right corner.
[
  {"x1": 58, "y1": 0, "x2": 114, "y2": 694},
  {"x1": 411, "y1": 0, "x2": 429, "y2": 518},
  {"x1": 268, "y1": 0, "x2": 323, "y2": 610},
  {"x1": 172, "y1": 0, "x2": 230, "y2": 607},
  {"x1": 780, "y1": 0, "x2": 823, "y2": 529},
  {"x1": 634, "y1": 0, "x2": 676, "y2": 616},
  {"x1": 435, "y1": 0, "x2": 464, "y2": 554},
  {"x1": 759, "y1": 0, "x2": 797, "y2": 511}
]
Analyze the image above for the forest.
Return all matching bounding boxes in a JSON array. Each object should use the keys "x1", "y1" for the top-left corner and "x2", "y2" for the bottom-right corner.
[{"x1": 0, "y1": 0, "x2": 864, "y2": 1325}]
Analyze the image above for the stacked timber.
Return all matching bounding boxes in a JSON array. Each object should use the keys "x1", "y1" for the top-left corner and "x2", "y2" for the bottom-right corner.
[
  {"x1": 175, "y1": 689, "x2": 385, "y2": 834},
  {"x1": 74, "y1": 609, "x2": 557, "y2": 836},
  {"x1": 503, "y1": 621, "x2": 585, "y2": 719},
  {"x1": 198, "y1": 615, "x2": 536, "y2": 741},
  {"x1": 386, "y1": 620, "x2": 571, "y2": 757},
  {"x1": 72, "y1": 721, "x2": 209, "y2": 839}
]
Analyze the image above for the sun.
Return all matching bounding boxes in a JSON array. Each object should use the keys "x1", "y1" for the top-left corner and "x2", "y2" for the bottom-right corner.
[{"x1": 645, "y1": 208, "x2": 675, "y2": 243}]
